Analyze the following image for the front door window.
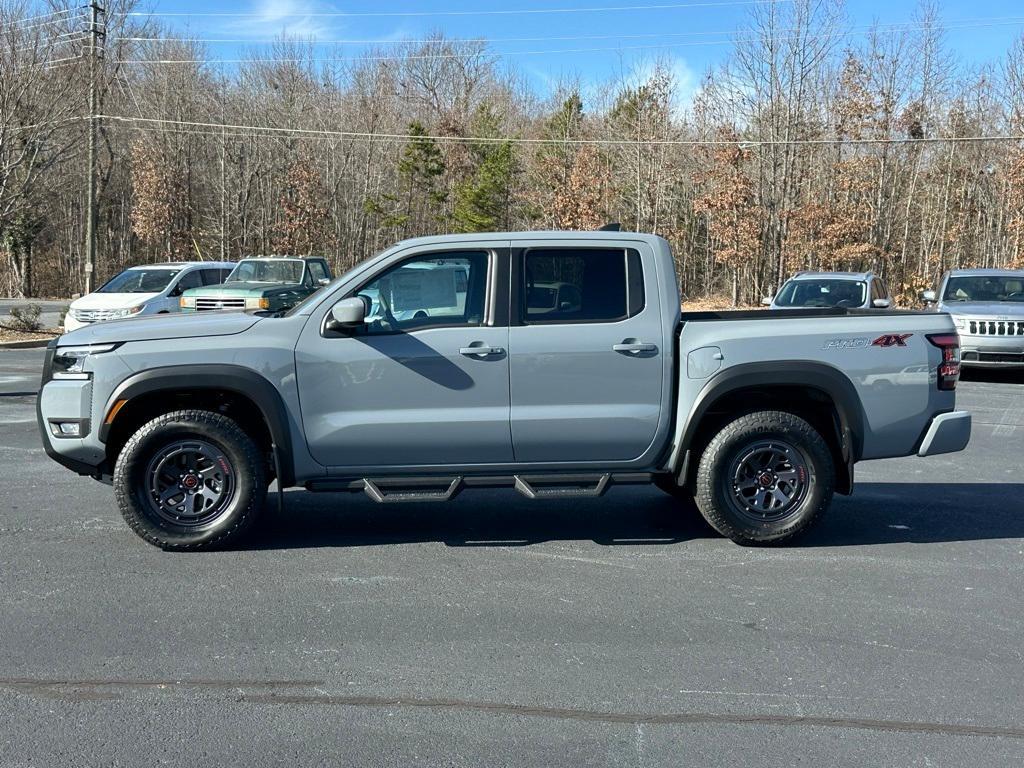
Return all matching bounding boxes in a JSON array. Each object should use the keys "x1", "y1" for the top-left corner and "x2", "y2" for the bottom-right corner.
[{"x1": 357, "y1": 252, "x2": 488, "y2": 334}]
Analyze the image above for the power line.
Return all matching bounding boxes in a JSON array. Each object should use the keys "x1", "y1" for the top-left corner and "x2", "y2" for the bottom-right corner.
[
  {"x1": 11, "y1": 14, "x2": 87, "y2": 32},
  {"x1": 95, "y1": 115, "x2": 1024, "y2": 147},
  {"x1": 113, "y1": 15, "x2": 1024, "y2": 46},
  {"x1": 125, "y1": 0, "x2": 790, "y2": 19},
  {"x1": 113, "y1": 21, "x2": 1024, "y2": 66},
  {"x1": 116, "y1": 40, "x2": 784, "y2": 65},
  {"x1": 7, "y1": 116, "x2": 86, "y2": 133},
  {"x1": 12, "y1": 6, "x2": 81, "y2": 26}
]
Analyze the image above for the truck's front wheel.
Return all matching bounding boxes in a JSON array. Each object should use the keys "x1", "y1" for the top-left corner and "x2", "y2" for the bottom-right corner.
[
  {"x1": 694, "y1": 411, "x2": 834, "y2": 546},
  {"x1": 113, "y1": 410, "x2": 266, "y2": 550}
]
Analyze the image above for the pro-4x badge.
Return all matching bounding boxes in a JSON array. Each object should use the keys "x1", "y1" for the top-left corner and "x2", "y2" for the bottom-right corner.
[{"x1": 872, "y1": 333, "x2": 913, "y2": 347}]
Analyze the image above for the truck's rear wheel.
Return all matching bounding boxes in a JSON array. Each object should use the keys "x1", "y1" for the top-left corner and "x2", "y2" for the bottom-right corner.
[
  {"x1": 694, "y1": 410, "x2": 834, "y2": 546},
  {"x1": 113, "y1": 410, "x2": 266, "y2": 550}
]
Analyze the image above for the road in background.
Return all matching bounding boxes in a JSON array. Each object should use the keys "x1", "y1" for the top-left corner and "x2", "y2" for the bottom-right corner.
[
  {"x1": 0, "y1": 298, "x2": 67, "y2": 330},
  {"x1": 1, "y1": 348, "x2": 1022, "y2": 765}
]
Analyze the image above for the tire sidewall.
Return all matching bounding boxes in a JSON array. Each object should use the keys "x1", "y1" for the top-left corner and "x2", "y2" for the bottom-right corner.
[{"x1": 115, "y1": 412, "x2": 264, "y2": 548}]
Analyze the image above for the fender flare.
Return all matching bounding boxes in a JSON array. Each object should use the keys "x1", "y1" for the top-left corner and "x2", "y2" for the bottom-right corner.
[
  {"x1": 98, "y1": 364, "x2": 295, "y2": 487},
  {"x1": 677, "y1": 361, "x2": 865, "y2": 489}
]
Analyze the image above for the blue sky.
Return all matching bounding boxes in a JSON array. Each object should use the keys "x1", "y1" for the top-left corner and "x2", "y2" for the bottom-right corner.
[{"x1": 133, "y1": 0, "x2": 1024, "y2": 100}]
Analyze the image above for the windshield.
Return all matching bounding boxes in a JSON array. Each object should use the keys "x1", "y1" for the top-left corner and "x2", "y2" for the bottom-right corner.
[
  {"x1": 227, "y1": 260, "x2": 304, "y2": 284},
  {"x1": 283, "y1": 255, "x2": 376, "y2": 317},
  {"x1": 97, "y1": 269, "x2": 179, "y2": 294},
  {"x1": 943, "y1": 276, "x2": 1024, "y2": 302},
  {"x1": 774, "y1": 279, "x2": 867, "y2": 308}
]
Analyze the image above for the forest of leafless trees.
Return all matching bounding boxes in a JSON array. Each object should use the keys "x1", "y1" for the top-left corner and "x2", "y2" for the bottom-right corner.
[{"x1": 3, "y1": 0, "x2": 1024, "y2": 304}]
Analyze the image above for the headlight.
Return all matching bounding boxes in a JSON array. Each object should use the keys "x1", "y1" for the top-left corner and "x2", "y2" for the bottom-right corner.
[
  {"x1": 52, "y1": 343, "x2": 119, "y2": 380},
  {"x1": 245, "y1": 297, "x2": 271, "y2": 310},
  {"x1": 952, "y1": 316, "x2": 966, "y2": 329},
  {"x1": 109, "y1": 304, "x2": 145, "y2": 319},
  {"x1": 180, "y1": 296, "x2": 196, "y2": 308}
]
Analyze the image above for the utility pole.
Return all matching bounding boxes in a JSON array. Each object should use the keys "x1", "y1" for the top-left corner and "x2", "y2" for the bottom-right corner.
[{"x1": 84, "y1": 1, "x2": 105, "y2": 293}]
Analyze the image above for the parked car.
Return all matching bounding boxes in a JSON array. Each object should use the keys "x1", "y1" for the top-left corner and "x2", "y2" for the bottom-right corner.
[
  {"x1": 39, "y1": 230, "x2": 969, "y2": 551},
  {"x1": 922, "y1": 268, "x2": 1024, "y2": 368},
  {"x1": 764, "y1": 271, "x2": 893, "y2": 310},
  {"x1": 63, "y1": 262, "x2": 235, "y2": 332},
  {"x1": 179, "y1": 256, "x2": 333, "y2": 314}
]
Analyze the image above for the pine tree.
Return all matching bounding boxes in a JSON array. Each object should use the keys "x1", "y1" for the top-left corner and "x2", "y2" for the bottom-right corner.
[{"x1": 452, "y1": 105, "x2": 518, "y2": 233}]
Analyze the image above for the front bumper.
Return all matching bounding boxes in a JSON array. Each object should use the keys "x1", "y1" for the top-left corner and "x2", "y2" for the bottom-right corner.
[
  {"x1": 959, "y1": 333, "x2": 1024, "y2": 368},
  {"x1": 36, "y1": 343, "x2": 110, "y2": 478},
  {"x1": 917, "y1": 411, "x2": 971, "y2": 457},
  {"x1": 37, "y1": 378, "x2": 109, "y2": 477}
]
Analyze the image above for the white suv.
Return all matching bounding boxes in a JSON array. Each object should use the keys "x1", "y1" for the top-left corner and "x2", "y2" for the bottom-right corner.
[
  {"x1": 765, "y1": 271, "x2": 893, "y2": 310},
  {"x1": 64, "y1": 262, "x2": 235, "y2": 332}
]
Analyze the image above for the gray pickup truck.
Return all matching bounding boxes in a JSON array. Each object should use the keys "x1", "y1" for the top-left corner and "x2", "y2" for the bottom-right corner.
[{"x1": 38, "y1": 231, "x2": 971, "y2": 550}]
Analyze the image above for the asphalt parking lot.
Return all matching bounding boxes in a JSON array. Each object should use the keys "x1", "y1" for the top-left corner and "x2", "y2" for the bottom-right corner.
[{"x1": 1, "y1": 348, "x2": 1022, "y2": 766}]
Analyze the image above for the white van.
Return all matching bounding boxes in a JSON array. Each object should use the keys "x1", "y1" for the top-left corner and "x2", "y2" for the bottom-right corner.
[{"x1": 64, "y1": 262, "x2": 235, "y2": 332}]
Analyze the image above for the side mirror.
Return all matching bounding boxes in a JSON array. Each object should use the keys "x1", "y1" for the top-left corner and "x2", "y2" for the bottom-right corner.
[
  {"x1": 920, "y1": 290, "x2": 937, "y2": 304},
  {"x1": 760, "y1": 296, "x2": 773, "y2": 306},
  {"x1": 327, "y1": 296, "x2": 369, "y2": 332},
  {"x1": 872, "y1": 298, "x2": 891, "y2": 309}
]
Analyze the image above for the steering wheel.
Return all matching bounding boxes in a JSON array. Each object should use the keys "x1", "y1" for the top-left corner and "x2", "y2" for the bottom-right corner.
[
  {"x1": 836, "y1": 299, "x2": 857, "y2": 308},
  {"x1": 1007, "y1": 292, "x2": 1024, "y2": 300}
]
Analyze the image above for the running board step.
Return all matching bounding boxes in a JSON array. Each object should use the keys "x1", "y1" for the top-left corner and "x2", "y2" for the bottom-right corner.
[
  {"x1": 363, "y1": 476, "x2": 463, "y2": 503},
  {"x1": 307, "y1": 472, "x2": 651, "y2": 501},
  {"x1": 513, "y1": 473, "x2": 610, "y2": 499}
]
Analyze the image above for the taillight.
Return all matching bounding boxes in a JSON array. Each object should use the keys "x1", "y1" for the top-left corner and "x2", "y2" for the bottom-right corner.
[{"x1": 927, "y1": 333, "x2": 960, "y2": 391}]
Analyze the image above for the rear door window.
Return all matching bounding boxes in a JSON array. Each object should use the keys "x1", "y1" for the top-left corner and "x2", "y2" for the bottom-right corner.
[{"x1": 522, "y1": 248, "x2": 642, "y2": 324}]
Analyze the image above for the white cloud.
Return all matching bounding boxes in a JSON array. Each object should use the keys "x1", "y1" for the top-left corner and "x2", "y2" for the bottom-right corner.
[
  {"x1": 216, "y1": 0, "x2": 342, "y2": 41},
  {"x1": 623, "y1": 55, "x2": 700, "y2": 120}
]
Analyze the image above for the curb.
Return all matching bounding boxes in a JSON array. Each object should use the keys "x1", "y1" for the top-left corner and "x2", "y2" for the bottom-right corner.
[{"x1": 0, "y1": 338, "x2": 55, "y2": 349}]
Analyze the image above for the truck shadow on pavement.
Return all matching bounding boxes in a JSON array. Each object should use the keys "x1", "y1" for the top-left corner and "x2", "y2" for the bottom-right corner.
[{"x1": 243, "y1": 482, "x2": 1024, "y2": 550}]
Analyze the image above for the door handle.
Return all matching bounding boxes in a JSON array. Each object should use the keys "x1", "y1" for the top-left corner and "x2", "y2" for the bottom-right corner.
[
  {"x1": 613, "y1": 341, "x2": 657, "y2": 354},
  {"x1": 460, "y1": 344, "x2": 505, "y2": 357}
]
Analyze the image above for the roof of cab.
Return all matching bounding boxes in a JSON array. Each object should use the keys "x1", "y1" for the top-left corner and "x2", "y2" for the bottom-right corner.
[
  {"x1": 946, "y1": 268, "x2": 1024, "y2": 277},
  {"x1": 236, "y1": 255, "x2": 328, "y2": 262},
  {"x1": 127, "y1": 261, "x2": 235, "y2": 269},
  {"x1": 392, "y1": 230, "x2": 669, "y2": 248},
  {"x1": 790, "y1": 271, "x2": 872, "y2": 281}
]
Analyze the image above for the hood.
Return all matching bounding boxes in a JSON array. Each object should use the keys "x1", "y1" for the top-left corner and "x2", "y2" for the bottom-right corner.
[
  {"x1": 186, "y1": 282, "x2": 299, "y2": 297},
  {"x1": 941, "y1": 301, "x2": 1024, "y2": 318},
  {"x1": 58, "y1": 309, "x2": 262, "y2": 345},
  {"x1": 71, "y1": 291, "x2": 161, "y2": 310}
]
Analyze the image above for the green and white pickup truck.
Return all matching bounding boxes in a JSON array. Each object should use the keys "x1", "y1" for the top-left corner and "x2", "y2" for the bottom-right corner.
[
  {"x1": 38, "y1": 231, "x2": 971, "y2": 550},
  {"x1": 179, "y1": 256, "x2": 332, "y2": 314}
]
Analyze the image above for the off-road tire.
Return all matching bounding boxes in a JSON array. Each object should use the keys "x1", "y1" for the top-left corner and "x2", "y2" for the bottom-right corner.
[
  {"x1": 694, "y1": 410, "x2": 834, "y2": 546},
  {"x1": 113, "y1": 409, "x2": 266, "y2": 550}
]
